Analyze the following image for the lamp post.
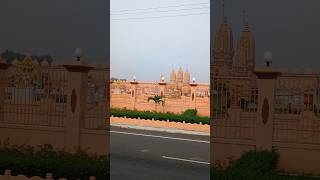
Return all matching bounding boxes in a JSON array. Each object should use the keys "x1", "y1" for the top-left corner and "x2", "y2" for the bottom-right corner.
[
  {"x1": 264, "y1": 51, "x2": 273, "y2": 67},
  {"x1": 74, "y1": 48, "x2": 83, "y2": 61},
  {"x1": 161, "y1": 76, "x2": 165, "y2": 83}
]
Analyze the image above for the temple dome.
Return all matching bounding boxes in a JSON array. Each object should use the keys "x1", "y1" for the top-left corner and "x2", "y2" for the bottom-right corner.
[
  {"x1": 177, "y1": 66, "x2": 183, "y2": 83},
  {"x1": 233, "y1": 22, "x2": 256, "y2": 74},
  {"x1": 184, "y1": 69, "x2": 190, "y2": 84},
  {"x1": 213, "y1": 17, "x2": 234, "y2": 59},
  {"x1": 212, "y1": 17, "x2": 234, "y2": 75},
  {"x1": 170, "y1": 68, "x2": 176, "y2": 83}
]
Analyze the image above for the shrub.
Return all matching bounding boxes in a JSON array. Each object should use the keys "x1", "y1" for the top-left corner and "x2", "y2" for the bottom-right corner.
[
  {"x1": 182, "y1": 109, "x2": 198, "y2": 116},
  {"x1": 0, "y1": 141, "x2": 109, "y2": 180},
  {"x1": 110, "y1": 108, "x2": 210, "y2": 125},
  {"x1": 232, "y1": 149, "x2": 279, "y2": 175},
  {"x1": 211, "y1": 150, "x2": 320, "y2": 180},
  {"x1": 211, "y1": 150, "x2": 279, "y2": 180}
]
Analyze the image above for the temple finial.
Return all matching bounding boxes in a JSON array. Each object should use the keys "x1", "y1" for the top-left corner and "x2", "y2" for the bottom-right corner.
[
  {"x1": 241, "y1": 9, "x2": 251, "y2": 32},
  {"x1": 222, "y1": 0, "x2": 225, "y2": 19},
  {"x1": 242, "y1": 9, "x2": 248, "y2": 25}
]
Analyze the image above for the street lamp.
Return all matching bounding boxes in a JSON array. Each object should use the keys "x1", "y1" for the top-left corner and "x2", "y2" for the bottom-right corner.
[
  {"x1": 192, "y1": 77, "x2": 196, "y2": 83},
  {"x1": 74, "y1": 48, "x2": 83, "y2": 61},
  {"x1": 264, "y1": 51, "x2": 272, "y2": 67}
]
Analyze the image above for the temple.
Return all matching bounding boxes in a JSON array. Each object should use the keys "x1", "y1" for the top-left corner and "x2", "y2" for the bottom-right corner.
[
  {"x1": 110, "y1": 66, "x2": 210, "y2": 116},
  {"x1": 211, "y1": 5, "x2": 319, "y2": 115},
  {"x1": 212, "y1": 12, "x2": 255, "y2": 77},
  {"x1": 167, "y1": 66, "x2": 192, "y2": 96}
]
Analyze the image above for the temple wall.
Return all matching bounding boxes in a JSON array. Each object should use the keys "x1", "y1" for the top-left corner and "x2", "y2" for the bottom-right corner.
[{"x1": 110, "y1": 81, "x2": 210, "y2": 116}]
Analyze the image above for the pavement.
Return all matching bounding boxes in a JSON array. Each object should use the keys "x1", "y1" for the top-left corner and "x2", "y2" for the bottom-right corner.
[
  {"x1": 112, "y1": 123, "x2": 210, "y2": 136},
  {"x1": 110, "y1": 126, "x2": 210, "y2": 180}
]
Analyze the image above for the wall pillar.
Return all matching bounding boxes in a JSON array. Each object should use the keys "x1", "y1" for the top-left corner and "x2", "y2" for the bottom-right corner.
[
  {"x1": 130, "y1": 81, "x2": 138, "y2": 109},
  {"x1": 158, "y1": 82, "x2": 166, "y2": 97},
  {"x1": 63, "y1": 61, "x2": 93, "y2": 153},
  {"x1": 210, "y1": 64, "x2": 215, "y2": 168},
  {"x1": 105, "y1": 63, "x2": 110, "y2": 156},
  {"x1": 254, "y1": 67, "x2": 281, "y2": 151},
  {"x1": 0, "y1": 61, "x2": 10, "y2": 123},
  {"x1": 158, "y1": 81, "x2": 166, "y2": 112},
  {"x1": 190, "y1": 83, "x2": 197, "y2": 109}
]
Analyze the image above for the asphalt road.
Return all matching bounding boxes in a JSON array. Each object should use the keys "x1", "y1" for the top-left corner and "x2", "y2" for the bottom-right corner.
[{"x1": 110, "y1": 126, "x2": 210, "y2": 180}]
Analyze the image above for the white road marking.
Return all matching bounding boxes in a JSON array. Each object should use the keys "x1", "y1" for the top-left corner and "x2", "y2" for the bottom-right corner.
[
  {"x1": 140, "y1": 149, "x2": 150, "y2": 153},
  {"x1": 110, "y1": 130, "x2": 209, "y2": 143},
  {"x1": 162, "y1": 156, "x2": 210, "y2": 165}
]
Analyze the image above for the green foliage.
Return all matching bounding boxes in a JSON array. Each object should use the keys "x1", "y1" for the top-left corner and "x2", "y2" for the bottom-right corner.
[
  {"x1": 232, "y1": 150, "x2": 279, "y2": 175},
  {"x1": 211, "y1": 150, "x2": 320, "y2": 180},
  {"x1": 182, "y1": 109, "x2": 198, "y2": 116},
  {"x1": 148, "y1": 95, "x2": 164, "y2": 105},
  {"x1": 212, "y1": 150, "x2": 278, "y2": 180},
  {"x1": 0, "y1": 139, "x2": 109, "y2": 180},
  {"x1": 110, "y1": 108, "x2": 210, "y2": 125}
]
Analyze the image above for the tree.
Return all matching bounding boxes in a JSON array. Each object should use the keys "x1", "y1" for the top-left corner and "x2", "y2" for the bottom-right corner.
[
  {"x1": 1, "y1": 50, "x2": 53, "y2": 64},
  {"x1": 148, "y1": 95, "x2": 165, "y2": 112}
]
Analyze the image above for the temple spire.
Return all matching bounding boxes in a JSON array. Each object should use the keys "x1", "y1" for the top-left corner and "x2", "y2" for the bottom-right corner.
[
  {"x1": 242, "y1": 10, "x2": 251, "y2": 32},
  {"x1": 233, "y1": 12, "x2": 255, "y2": 75},
  {"x1": 242, "y1": 10, "x2": 247, "y2": 25},
  {"x1": 222, "y1": 0, "x2": 225, "y2": 19}
]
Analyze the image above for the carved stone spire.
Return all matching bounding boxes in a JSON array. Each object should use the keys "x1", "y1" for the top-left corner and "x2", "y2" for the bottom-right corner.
[
  {"x1": 233, "y1": 19, "x2": 256, "y2": 75},
  {"x1": 213, "y1": 16, "x2": 234, "y2": 75},
  {"x1": 170, "y1": 68, "x2": 176, "y2": 83},
  {"x1": 177, "y1": 66, "x2": 183, "y2": 83},
  {"x1": 184, "y1": 68, "x2": 190, "y2": 84}
]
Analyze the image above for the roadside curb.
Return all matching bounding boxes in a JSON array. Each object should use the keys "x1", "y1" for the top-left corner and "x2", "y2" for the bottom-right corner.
[
  {"x1": 111, "y1": 116, "x2": 210, "y2": 134},
  {"x1": 111, "y1": 123, "x2": 210, "y2": 136}
]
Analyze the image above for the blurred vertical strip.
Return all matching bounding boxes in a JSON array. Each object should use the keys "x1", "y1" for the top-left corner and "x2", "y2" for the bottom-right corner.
[
  {"x1": 106, "y1": 0, "x2": 110, "y2": 178},
  {"x1": 107, "y1": 0, "x2": 111, "y2": 167},
  {"x1": 210, "y1": 0, "x2": 214, "y2": 173}
]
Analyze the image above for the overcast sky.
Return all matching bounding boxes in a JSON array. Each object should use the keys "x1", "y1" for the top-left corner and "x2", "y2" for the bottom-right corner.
[
  {"x1": 0, "y1": 0, "x2": 108, "y2": 63},
  {"x1": 213, "y1": 0, "x2": 320, "y2": 71},
  {"x1": 111, "y1": 0, "x2": 210, "y2": 83},
  {"x1": 0, "y1": 1, "x2": 319, "y2": 82},
  {"x1": 112, "y1": 0, "x2": 320, "y2": 83}
]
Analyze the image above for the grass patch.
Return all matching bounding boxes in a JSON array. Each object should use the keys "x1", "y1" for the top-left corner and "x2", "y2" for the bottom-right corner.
[
  {"x1": 110, "y1": 108, "x2": 210, "y2": 125},
  {"x1": 0, "y1": 139, "x2": 109, "y2": 180}
]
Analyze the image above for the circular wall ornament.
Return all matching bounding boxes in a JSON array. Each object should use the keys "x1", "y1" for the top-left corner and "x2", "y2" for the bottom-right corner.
[{"x1": 262, "y1": 97, "x2": 269, "y2": 124}]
